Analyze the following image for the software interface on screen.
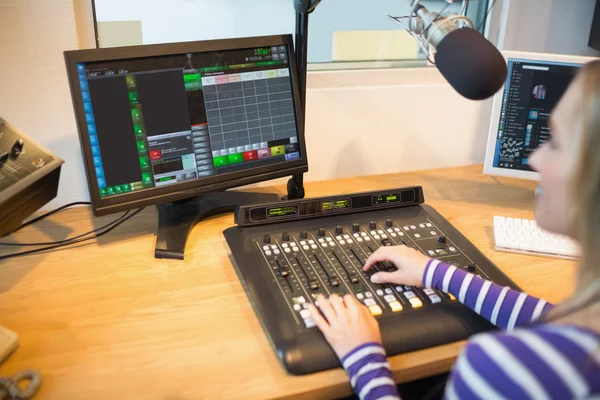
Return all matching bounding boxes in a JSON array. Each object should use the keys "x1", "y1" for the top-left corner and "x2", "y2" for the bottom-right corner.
[
  {"x1": 76, "y1": 45, "x2": 299, "y2": 198},
  {"x1": 492, "y1": 58, "x2": 581, "y2": 172}
]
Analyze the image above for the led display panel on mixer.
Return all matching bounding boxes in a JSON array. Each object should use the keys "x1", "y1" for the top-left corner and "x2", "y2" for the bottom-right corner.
[{"x1": 224, "y1": 187, "x2": 519, "y2": 375}]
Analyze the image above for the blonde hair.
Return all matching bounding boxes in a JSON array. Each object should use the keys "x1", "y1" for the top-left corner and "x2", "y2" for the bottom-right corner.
[{"x1": 547, "y1": 61, "x2": 600, "y2": 330}]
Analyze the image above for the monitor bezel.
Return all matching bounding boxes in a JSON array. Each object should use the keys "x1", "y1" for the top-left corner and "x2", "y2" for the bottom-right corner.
[
  {"x1": 483, "y1": 51, "x2": 597, "y2": 181},
  {"x1": 65, "y1": 34, "x2": 308, "y2": 216}
]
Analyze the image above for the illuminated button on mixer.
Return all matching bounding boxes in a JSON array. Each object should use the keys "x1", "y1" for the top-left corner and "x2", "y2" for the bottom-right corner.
[
  {"x1": 409, "y1": 298, "x2": 423, "y2": 308},
  {"x1": 385, "y1": 288, "x2": 393, "y2": 295},
  {"x1": 395, "y1": 286, "x2": 403, "y2": 293},
  {"x1": 369, "y1": 305, "x2": 383, "y2": 316},
  {"x1": 300, "y1": 309, "x2": 311, "y2": 319},
  {"x1": 356, "y1": 293, "x2": 364, "y2": 300},
  {"x1": 389, "y1": 301, "x2": 403, "y2": 312},
  {"x1": 293, "y1": 304, "x2": 301, "y2": 311},
  {"x1": 423, "y1": 288, "x2": 435, "y2": 296},
  {"x1": 404, "y1": 291, "x2": 416, "y2": 299},
  {"x1": 292, "y1": 296, "x2": 306, "y2": 304},
  {"x1": 376, "y1": 289, "x2": 384, "y2": 296},
  {"x1": 364, "y1": 298, "x2": 376, "y2": 307}
]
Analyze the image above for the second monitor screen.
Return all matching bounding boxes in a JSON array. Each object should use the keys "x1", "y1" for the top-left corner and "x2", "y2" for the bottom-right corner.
[
  {"x1": 77, "y1": 45, "x2": 299, "y2": 198},
  {"x1": 493, "y1": 59, "x2": 580, "y2": 172}
]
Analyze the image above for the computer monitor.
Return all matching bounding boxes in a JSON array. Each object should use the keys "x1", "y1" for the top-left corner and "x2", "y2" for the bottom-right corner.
[
  {"x1": 484, "y1": 51, "x2": 597, "y2": 180},
  {"x1": 64, "y1": 35, "x2": 308, "y2": 259}
]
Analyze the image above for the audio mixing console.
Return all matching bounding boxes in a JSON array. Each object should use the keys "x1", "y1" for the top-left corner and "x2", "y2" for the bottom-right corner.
[{"x1": 224, "y1": 186, "x2": 519, "y2": 375}]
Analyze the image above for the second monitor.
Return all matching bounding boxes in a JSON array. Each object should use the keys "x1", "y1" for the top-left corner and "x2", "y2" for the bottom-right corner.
[{"x1": 484, "y1": 51, "x2": 597, "y2": 181}]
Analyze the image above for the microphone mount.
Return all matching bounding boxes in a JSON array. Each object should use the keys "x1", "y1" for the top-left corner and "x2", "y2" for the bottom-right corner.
[{"x1": 285, "y1": 0, "x2": 323, "y2": 200}]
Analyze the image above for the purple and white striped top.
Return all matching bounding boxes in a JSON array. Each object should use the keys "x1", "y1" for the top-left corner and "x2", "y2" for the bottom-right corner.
[{"x1": 343, "y1": 260, "x2": 600, "y2": 400}]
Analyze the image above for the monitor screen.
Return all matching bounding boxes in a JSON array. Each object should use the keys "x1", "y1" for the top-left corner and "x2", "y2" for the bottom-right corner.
[
  {"x1": 66, "y1": 35, "x2": 307, "y2": 214},
  {"x1": 484, "y1": 52, "x2": 596, "y2": 181},
  {"x1": 494, "y1": 58, "x2": 579, "y2": 171}
]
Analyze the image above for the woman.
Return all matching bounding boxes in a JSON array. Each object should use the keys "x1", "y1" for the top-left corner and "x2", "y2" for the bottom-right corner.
[{"x1": 308, "y1": 61, "x2": 600, "y2": 399}]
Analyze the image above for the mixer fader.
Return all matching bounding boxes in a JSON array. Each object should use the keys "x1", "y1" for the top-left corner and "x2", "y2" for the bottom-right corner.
[{"x1": 224, "y1": 187, "x2": 518, "y2": 375}]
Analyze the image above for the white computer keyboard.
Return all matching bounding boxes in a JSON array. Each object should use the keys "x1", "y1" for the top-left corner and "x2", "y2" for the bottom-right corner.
[{"x1": 493, "y1": 216, "x2": 580, "y2": 260}]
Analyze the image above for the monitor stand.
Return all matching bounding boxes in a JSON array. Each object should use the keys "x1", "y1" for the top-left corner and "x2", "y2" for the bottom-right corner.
[{"x1": 154, "y1": 191, "x2": 280, "y2": 260}]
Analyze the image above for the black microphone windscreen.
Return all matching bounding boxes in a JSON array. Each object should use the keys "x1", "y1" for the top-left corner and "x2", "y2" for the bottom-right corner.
[{"x1": 435, "y1": 28, "x2": 507, "y2": 101}]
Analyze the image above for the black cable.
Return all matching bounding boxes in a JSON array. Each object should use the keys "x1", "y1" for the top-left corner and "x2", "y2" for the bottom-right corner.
[
  {"x1": 9, "y1": 201, "x2": 92, "y2": 234},
  {"x1": 477, "y1": 0, "x2": 497, "y2": 33},
  {"x1": 0, "y1": 210, "x2": 132, "y2": 247},
  {"x1": 0, "y1": 208, "x2": 144, "y2": 261}
]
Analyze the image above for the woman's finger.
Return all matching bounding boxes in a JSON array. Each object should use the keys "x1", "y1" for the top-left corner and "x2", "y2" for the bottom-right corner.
[
  {"x1": 328, "y1": 294, "x2": 348, "y2": 323},
  {"x1": 307, "y1": 303, "x2": 331, "y2": 335},
  {"x1": 317, "y1": 295, "x2": 337, "y2": 324}
]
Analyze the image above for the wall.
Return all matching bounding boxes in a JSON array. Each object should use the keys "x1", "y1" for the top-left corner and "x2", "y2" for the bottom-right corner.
[
  {"x1": 500, "y1": 0, "x2": 600, "y2": 56},
  {"x1": 0, "y1": 0, "x2": 85, "y2": 210}
]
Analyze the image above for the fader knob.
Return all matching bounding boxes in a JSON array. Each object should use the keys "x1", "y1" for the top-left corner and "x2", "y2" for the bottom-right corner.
[
  {"x1": 335, "y1": 226, "x2": 343, "y2": 235},
  {"x1": 282, "y1": 232, "x2": 290, "y2": 242},
  {"x1": 263, "y1": 235, "x2": 271, "y2": 244},
  {"x1": 438, "y1": 236, "x2": 447, "y2": 244},
  {"x1": 352, "y1": 223, "x2": 360, "y2": 232},
  {"x1": 385, "y1": 219, "x2": 393, "y2": 227},
  {"x1": 467, "y1": 264, "x2": 477, "y2": 273},
  {"x1": 318, "y1": 228, "x2": 326, "y2": 237},
  {"x1": 369, "y1": 221, "x2": 377, "y2": 229},
  {"x1": 300, "y1": 231, "x2": 308, "y2": 239}
]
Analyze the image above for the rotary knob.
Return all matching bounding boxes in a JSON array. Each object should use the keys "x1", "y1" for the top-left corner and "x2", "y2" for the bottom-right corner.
[
  {"x1": 335, "y1": 226, "x2": 343, "y2": 235},
  {"x1": 369, "y1": 221, "x2": 377, "y2": 229},
  {"x1": 300, "y1": 231, "x2": 308, "y2": 239},
  {"x1": 281, "y1": 232, "x2": 290, "y2": 242},
  {"x1": 318, "y1": 228, "x2": 326, "y2": 237},
  {"x1": 11, "y1": 139, "x2": 24, "y2": 157},
  {"x1": 385, "y1": 219, "x2": 393, "y2": 227},
  {"x1": 263, "y1": 235, "x2": 271, "y2": 244},
  {"x1": 352, "y1": 223, "x2": 360, "y2": 232}
]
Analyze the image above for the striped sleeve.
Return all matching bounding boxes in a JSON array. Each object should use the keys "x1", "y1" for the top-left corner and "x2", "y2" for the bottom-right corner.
[
  {"x1": 445, "y1": 325, "x2": 600, "y2": 399},
  {"x1": 341, "y1": 342, "x2": 401, "y2": 400},
  {"x1": 422, "y1": 260, "x2": 554, "y2": 330}
]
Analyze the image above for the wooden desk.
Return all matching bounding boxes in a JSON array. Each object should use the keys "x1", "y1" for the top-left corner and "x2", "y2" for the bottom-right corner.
[{"x1": 0, "y1": 165, "x2": 577, "y2": 399}]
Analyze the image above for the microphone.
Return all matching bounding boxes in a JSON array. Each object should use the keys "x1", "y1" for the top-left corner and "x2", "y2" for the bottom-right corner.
[{"x1": 404, "y1": 2, "x2": 508, "y2": 100}]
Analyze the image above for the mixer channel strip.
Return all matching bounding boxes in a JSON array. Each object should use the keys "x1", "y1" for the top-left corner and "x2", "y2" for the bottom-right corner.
[{"x1": 253, "y1": 219, "x2": 463, "y2": 328}]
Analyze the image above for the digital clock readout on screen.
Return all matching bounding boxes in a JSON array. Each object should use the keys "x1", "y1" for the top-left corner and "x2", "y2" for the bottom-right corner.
[
  {"x1": 321, "y1": 199, "x2": 352, "y2": 212},
  {"x1": 267, "y1": 205, "x2": 299, "y2": 218},
  {"x1": 255, "y1": 48, "x2": 271, "y2": 56},
  {"x1": 373, "y1": 193, "x2": 402, "y2": 205}
]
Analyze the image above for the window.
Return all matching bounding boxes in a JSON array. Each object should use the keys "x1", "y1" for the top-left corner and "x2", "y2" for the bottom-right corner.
[{"x1": 93, "y1": 0, "x2": 492, "y2": 70}]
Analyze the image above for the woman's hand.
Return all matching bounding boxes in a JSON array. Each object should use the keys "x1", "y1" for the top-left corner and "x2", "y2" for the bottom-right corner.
[
  {"x1": 364, "y1": 245, "x2": 432, "y2": 286},
  {"x1": 308, "y1": 294, "x2": 382, "y2": 360}
]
